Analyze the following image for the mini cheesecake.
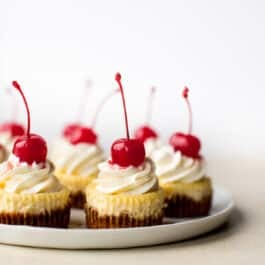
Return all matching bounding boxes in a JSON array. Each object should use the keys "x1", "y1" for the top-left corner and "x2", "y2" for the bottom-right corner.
[
  {"x1": 85, "y1": 159, "x2": 164, "y2": 228},
  {"x1": 0, "y1": 156, "x2": 70, "y2": 227},
  {"x1": 155, "y1": 87, "x2": 212, "y2": 218},
  {"x1": 51, "y1": 88, "x2": 118, "y2": 208},
  {"x1": 0, "y1": 81, "x2": 71, "y2": 227},
  {"x1": 151, "y1": 144, "x2": 212, "y2": 218},
  {"x1": 51, "y1": 138, "x2": 104, "y2": 208},
  {"x1": 86, "y1": 72, "x2": 164, "y2": 228}
]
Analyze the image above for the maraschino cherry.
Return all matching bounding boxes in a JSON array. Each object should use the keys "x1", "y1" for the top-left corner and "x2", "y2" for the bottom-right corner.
[
  {"x1": 0, "y1": 86, "x2": 25, "y2": 137},
  {"x1": 134, "y1": 87, "x2": 158, "y2": 143},
  {"x1": 63, "y1": 123, "x2": 82, "y2": 139},
  {"x1": 68, "y1": 126, "x2": 98, "y2": 145},
  {"x1": 110, "y1": 73, "x2": 145, "y2": 167},
  {"x1": 0, "y1": 122, "x2": 25, "y2": 137},
  {"x1": 169, "y1": 87, "x2": 201, "y2": 159},
  {"x1": 65, "y1": 89, "x2": 118, "y2": 145},
  {"x1": 11, "y1": 81, "x2": 47, "y2": 165}
]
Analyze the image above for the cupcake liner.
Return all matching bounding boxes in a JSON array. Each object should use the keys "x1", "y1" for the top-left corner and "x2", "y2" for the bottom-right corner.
[
  {"x1": 164, "y1": 193, "x2": 212, "y2": 218},
  {"x1": 0, "y1": 205, "x2": 71, "y2": 228},
  {"x1": 86, "y1": 185, "x2": 164, "y2": 219},
  {"x1": 70, "y1": 191, "x2": 86, "y2": 209},
  {"x1": 85, "y1": 206, "x2": 163, "y2": 228},
  {"x1": 161, "y1": 177, "x2": 212, "y2": 218}
]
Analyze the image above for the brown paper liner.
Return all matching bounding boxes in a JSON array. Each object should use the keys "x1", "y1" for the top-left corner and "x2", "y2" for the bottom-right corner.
[
  {"x1": 85, "y1": 206, "x2": 163, "y2": 228},
  {"x1": 70, "y1": 191, "x2": 86, "y2": 209},
  {"x1": 0, "y1": 205, "x2": 71, "y2": 228},
  {"x1": 164, "y1": 194, "x2": 212, "y2": 218}
]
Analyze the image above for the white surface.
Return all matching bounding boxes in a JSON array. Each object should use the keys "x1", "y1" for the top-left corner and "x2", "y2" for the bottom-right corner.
[
  {"x1": 0, "y1": 0, "x2": 264, "y2": 161},
  {"x1": 0, "y1": 186, "x2": 233, "y2": 249}
]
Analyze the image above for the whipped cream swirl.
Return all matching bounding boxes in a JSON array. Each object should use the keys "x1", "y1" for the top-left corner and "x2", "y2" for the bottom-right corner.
[
  {"x1": 51, "y1": 139, "x2": 104, "y2": 177},
  {"x1": 144, "y1": 138, "x2": 163, "y2": 157},
  {"x1": 95, "y1": 158, "x2": 158, "y2": 195},
  {"x1": 0, "y1": 155, "x2": 63, "y2": 194},
  {"x1": 151, "y1": 145, "x2": 206, "y2": 184}
]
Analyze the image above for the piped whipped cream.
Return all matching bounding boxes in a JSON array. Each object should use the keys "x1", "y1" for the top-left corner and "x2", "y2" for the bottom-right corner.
[
  {"x1": 95, "y1": 158, "x2": 158, "y2": 195},
  {"x1": 151, "y1": 145, "x2": 206, "y2": 184},
  {"x1": 144, "y1": 137, "x2": 163, "y2": 157},
  {"x1": 0, "y1": 154, "x2": 63, "y2": 194},
  {"x1": 51, "y1": 138, "x2": 104, "y2": 177}
]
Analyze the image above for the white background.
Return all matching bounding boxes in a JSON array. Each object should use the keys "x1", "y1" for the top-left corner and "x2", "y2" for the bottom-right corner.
[{"x1": 0, "y1": 0, "x2": 264, "y2": 177}]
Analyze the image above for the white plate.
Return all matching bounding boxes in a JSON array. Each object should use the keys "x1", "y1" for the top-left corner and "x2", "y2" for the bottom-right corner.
[{"x1": 0, "y1": 185, "x2": 234, "y2": 249}]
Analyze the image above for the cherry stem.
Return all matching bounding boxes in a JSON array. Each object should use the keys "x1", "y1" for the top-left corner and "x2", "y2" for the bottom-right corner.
[
  {"x1": 91, "y1": 89, "x2": 119, "y2": 128},
  {"x1": 115, "y1": 73, "x2": 130, "y2": 139},
  {"x1": 146, "y1": 86, "x2": 156, "y2": 124},
  {"x1": 6, "y1": 87, "x2": 18, "y2": 121},
  {"x1": 182, "y1": 86, "x2": 192, "y2": 134},
  {"x1": 76, "y1": 79, "x2": 92, "y2": 122},
  {"x1": 12, "y1": 81, "x2": 31, "y2": 138}
]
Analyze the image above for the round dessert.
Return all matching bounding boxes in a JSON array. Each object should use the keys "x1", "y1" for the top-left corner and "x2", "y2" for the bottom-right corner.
[
  {"x1": 153, "y1": 87, "x2": 212, "y2": 218},
  {"x1": 134, "y1": 87, "x2": 162, "y2": 157},
  {"x1": 51, "y1": 89, "x2": 118, "y2": 208},
  {"x1": 0, "y1": 81, "x2": 70, "y2": 227},
  {"x1": 151, "y1": 145, "x2": 211, "y2": 217},
  {"x1": 85, "y1": 73, "x2": 164, "y2": 228}
]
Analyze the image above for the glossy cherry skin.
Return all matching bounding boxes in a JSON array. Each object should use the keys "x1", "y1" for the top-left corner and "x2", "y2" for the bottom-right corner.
[
  {"x1": 169, "y1": 132, "x2": 201, "y2": 159},
  {"x1": 12, "y1": 134, "x2": 47, "y2": 165},
  {"x1": 134, "y1": 125, "x2": 158, "y2": 143},
  {"x1": 68, "y1": 126, "x2": 97, "y2": 145},
  {"x1": 110, "y1": 138, "x2": 145, "y2": 167},
  {"x1": 62, "y1": 123, "x2": 82, "y2": 139},
  {"x1": 0, "y1": 122, "x2": 25, "y2": 137}
]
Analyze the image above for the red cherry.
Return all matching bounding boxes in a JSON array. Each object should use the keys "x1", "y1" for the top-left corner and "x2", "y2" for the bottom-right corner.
[
  {"x1": 110, "y1": 73, "x2": 146, "y2": 167},
  {"x1": 62, "y1": 123, "x2": 82, "y2": 139},
  {"x1": 63, "y1": 86, "x2": 118, "y2": 146},
  {"x1": 135, "y1": 125, "x2": 158, "y2": 143},
  {"x1": 68, "y1": 126, "x2": 97, "y2": 145},
  {"x1": 169, "y1": 132, "x2": 201, "y2": 158},
  {"x1": 0, "y1": 122, "x2": 25, "y2": 137},
  {"x1": 111, "y1": 138, "x2": 145, "y2": 167},
  {"x1": 169, "y1": 87, "x2": 201, "y2": 158},
  {"x1": 11, "y1": 81, "x2": 47, "y2": 165},
  {"x1": 13, "y1": 134, "x2": 47, "y2": 164}
]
